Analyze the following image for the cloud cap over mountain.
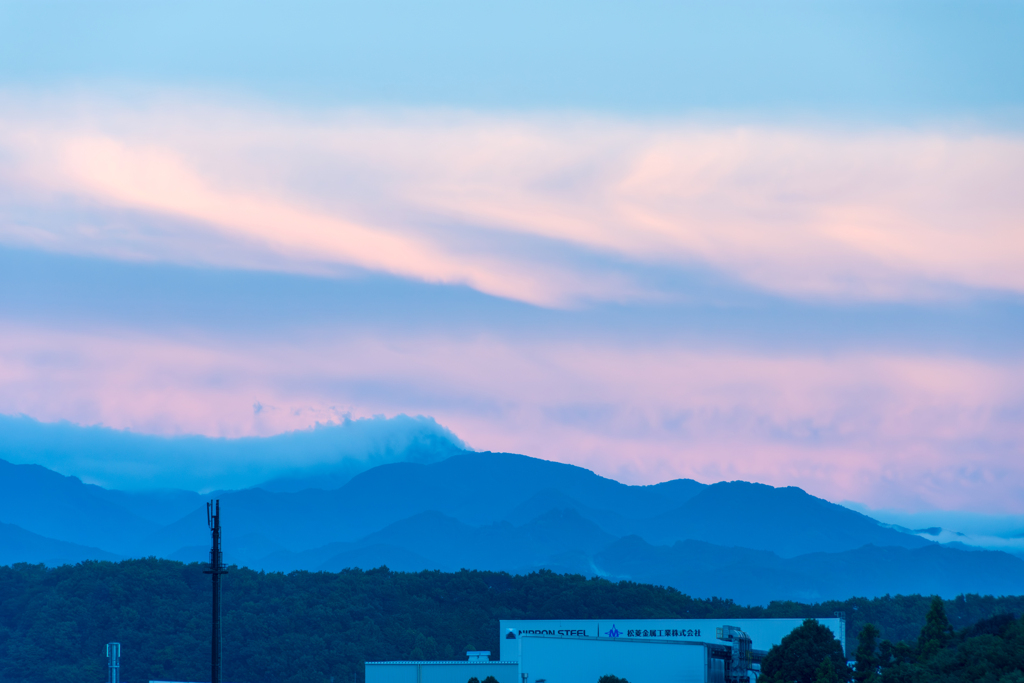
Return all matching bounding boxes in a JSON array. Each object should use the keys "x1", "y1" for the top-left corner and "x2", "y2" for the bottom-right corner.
[{"x1": 0, "y1": 413, "x2": 464, "y2": 491}]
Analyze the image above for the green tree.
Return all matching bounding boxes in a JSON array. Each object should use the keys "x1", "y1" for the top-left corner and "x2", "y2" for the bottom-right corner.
[
  {"x1": 915, "y1": 612, "x2": 1024, "y2": 683},
  {"x1": 467, "y1": 678, "x2": 479, "y2": 683},
  {"x1": 597, "y1": 676, "x2": 629, "y2": 683},
  {"x1": 853, "y1": 623, "x2": 881, "y2": 683},
  {"x1": 760, "y1": 618, "x2": 850, "y2": 683},
  {"x1": 877, "y1": 640, "x2": 915, "y2": 683},
  {"x1": 918, "y1": 596, "x2": 954, "y2": 661},
  {"x1": 815, "y1": 656, "x2": 839, "y2": 683},
  {"x1": 3, "y1": 560, "x2": 1024, "y2": 683},
  {"x1": 481, "y1": 677, "x2": 499, "y2": 683}
]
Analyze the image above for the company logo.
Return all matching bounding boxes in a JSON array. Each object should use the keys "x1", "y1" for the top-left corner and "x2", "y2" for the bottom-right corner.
[
  {"x1": 605, "y1": 625, "x2": 622, "y2": 638},
  {"x1": 511, "y1": 628, "x2": 588, "y2": 638},
  {"x1": 627, "y1": 628, "x2": 701, "y2": 638}
]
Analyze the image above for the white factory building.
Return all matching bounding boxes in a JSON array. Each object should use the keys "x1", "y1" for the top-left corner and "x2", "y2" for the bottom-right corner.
[{"x1": 366, "y1": 617, "x2": 846, "y2": 683}]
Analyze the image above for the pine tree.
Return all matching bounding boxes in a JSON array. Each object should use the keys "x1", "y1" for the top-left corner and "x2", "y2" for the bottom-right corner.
[
  {"x1": 853, "y1": 624, "x2": 881, "y2": 683},
  {"x1": 918, "y1": 596, "x2": 953, "y2": 660},
  {"x1": 815, "y1": 656, "x2": 839, "y2": 683}
]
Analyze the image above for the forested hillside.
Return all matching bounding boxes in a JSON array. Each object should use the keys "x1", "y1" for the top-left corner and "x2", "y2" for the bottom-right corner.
[
  {"x1": 848, "y1": 599, "x2": 1024, "y2": 683},
  {"x1": 1, "y1": 560, "x2": 1022, "y2": 683}
]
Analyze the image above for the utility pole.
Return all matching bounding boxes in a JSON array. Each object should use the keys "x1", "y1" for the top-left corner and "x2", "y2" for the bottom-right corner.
[
  {"x1": 106, "y1": 642, "x2": 120, "y2": 683},
  {"x1": 204, "y1": 500, "x2": 228, "y2": 683}
]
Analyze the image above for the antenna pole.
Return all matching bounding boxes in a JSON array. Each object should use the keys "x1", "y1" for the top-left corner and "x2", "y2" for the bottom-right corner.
[
  {"x1": 204, "y1": 500, "x2": 228, "y2": 683},
  {"x1": 106, "y1": 642, "x2": 120, "y2": 683}
]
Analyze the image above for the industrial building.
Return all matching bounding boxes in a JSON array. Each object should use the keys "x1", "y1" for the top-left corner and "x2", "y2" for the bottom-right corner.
[
  {"x1": 363, "y1": 652, "x2": 516, "y2": 683},
  {"x1": 366, "y1": 616, "x2": 845, "y2": 683}
]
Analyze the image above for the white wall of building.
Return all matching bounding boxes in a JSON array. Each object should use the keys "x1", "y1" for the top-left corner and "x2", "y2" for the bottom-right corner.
[
  {"x1": 518, "y1": 635, "x2": 707, "y2": 683},
  {"x1": 499, "y1": 618, "x2": 845, "y2": 661},
  {"x1": 366, "y1": 661, "x2": 517, "y2": 683}
]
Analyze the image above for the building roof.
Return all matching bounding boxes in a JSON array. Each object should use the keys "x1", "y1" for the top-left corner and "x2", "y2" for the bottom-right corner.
[{"x1": 365, "y1": 660, "x2": 516, "y2": 666}]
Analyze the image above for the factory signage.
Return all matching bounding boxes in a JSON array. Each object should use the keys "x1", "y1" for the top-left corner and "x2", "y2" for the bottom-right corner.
[
  {"x1": 505, "y1": 626, "x2": 704, "y2": 638},
  {"x1": 498, "y1": 618, "x2": 845, "y2": 662},
  {"x1": 510, "y1": 628, "x2": 589, "y2": 637},
  {"x1": 626, "y1": 628, "x2": 701, "y2": 638},
  {"x1": 503, "y1": 624, "x2": 700, "y2": 640}
]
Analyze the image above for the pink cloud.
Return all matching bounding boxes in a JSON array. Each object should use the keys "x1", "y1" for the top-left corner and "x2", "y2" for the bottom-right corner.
[
  {"x1": 1, "y1": 322, "x2": 1020, "y2": 513},
  {"x1": 1, "y1": 94, "x2": 1022, "y2": 305},
  {"x1": 1, "y1": 93, "x2": 1021, "y2": 513}
]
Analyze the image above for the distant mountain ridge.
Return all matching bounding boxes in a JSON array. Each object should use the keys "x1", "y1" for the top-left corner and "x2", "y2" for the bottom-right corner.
[
  {"x1": 639, "y1": 480, "x2": 932, "y2": 557},
  {"x1": 0, "y1": 521, "x2": 120, "y2": 566},
  {"x1": 0, "y1": 459, "x2": 158, "y2": 554},
  {"x1": 138, "y1": 452, "x2": 714, "y2": 556},
  {"x1": 0, "y1": 452, "x2": 1021, "y2": 605},
  {"x1": 228, "y1": 507, "x2": 1024, "y2": 604},
  {"x1": 0, "y1": 413, "x2": 464, "y2": 492}
]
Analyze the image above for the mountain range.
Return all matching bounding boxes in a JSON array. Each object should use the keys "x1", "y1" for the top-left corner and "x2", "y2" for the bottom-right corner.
[{"x1": 1, "y1": 452, "x2": 1022, "y2": 605}]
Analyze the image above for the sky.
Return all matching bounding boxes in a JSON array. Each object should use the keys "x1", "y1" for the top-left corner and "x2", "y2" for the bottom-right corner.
[{"x1": 0, "y1": 0, "x2": 1022, "y2": 517}]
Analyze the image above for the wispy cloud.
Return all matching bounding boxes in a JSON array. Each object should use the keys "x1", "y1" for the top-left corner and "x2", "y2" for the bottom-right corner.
[
  {"x1": 1, "y1": 94, "x2": 1022, "y2": 306},
  {"x1": 0, "y1": 412, "x2": 464, "y2": 492},
  {"x1": 2, "y1": 93, "x2": 1022, "y2": 514},
  {"x1": 1, "y1": 321, "x2": 1021, "y2": 512}
]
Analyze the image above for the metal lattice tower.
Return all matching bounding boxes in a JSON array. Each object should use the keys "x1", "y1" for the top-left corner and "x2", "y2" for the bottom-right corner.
[
  {"x1": 106, "y1": 642, "x2": 120, "y2": 683},
  {"x1": 204, "y1": 500, "x2": 228, "y2": 683}
]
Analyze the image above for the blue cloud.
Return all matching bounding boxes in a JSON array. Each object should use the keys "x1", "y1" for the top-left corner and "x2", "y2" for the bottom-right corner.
[
  {"x1": 0, "y1": 412, "x2": 466, "y2": 492},
  {"x1": 2, "y1": 246, "x2": 1021, "y2": 360}
]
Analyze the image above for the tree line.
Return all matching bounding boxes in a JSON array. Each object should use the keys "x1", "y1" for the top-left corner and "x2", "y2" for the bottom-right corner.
[
  {"x1": 758, "y1": 597, "x2": 1023, "y2": 683},
  {"x1": 0, "y1": 559, "x2": 1021, "y2": 683}
]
